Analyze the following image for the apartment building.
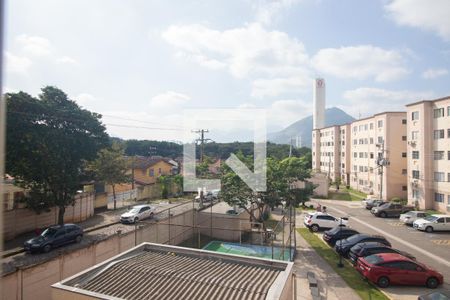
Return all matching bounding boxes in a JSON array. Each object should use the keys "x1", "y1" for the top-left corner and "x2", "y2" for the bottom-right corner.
[
  {"x1": 312, "y1": 125, "x2": 341, "y2": 182},
  {"x1": 339, "y1": 124, "x2": 351, "y2": 186},
  {"x1": 350, "y1": 112, "x2": 408, "y2": 200},
  {"x1": 406, "y1": 96, "x2": 450, "y2": 212}
]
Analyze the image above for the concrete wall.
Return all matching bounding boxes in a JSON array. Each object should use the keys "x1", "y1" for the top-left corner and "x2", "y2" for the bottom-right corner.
[
  {"x1": 310, "y1": 173, "x2": 329, "y2": 197},
  {"x1": 2, "y1": 209, "x2": 194, "y2": 300},
  {"x1": 93, "y1": 192, "x2": 107, "y2": 209},
  {"x1": 3, "y1": 193, "x2": 94, "y2": 240},
  {"x1": 197, "y1": 210, "x2": 253, "y2": 242}
]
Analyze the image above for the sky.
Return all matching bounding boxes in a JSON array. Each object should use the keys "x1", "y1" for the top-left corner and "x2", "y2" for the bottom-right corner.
[{"x1": 4, "y1": 0, "x2": 450, "y2": 142}]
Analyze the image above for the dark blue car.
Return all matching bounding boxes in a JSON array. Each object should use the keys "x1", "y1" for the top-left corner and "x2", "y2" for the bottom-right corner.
[{"x1": 24, "y1": 224, "x2": 83, "y2": 253}]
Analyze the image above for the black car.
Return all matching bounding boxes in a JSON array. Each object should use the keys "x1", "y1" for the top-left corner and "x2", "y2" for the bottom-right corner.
[
  {"x1": 365, "y1": 200, "x2": 387, "y2": 210},
  {"x1": 334, "y1": 234, "x2": 391, "y2": 257},
  {"x1": 348, "y1": 242, "x2": 415, "y2": 265},
  {"x1": 24, "y1": 224, "x2": 83, "y2": 253},
  {"x1": 418, "y1": 290, "x2": 450, "y2": 300},
  {"x1": 323, "y1": 227, "x2": 359, "y2": 246}
]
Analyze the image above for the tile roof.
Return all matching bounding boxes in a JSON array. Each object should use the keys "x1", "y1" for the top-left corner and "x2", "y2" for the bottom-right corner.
[{"x1": 59, "y1": 244, "x2": 289, "y2": 300}]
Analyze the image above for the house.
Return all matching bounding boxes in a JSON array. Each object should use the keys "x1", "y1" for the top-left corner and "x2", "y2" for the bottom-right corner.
[
  {"x1": 130, "y1": 156, "x2": 175, "y2": 185},
  {"x1": 2, "y1": 174, "x2": 26, "y2": 211}
]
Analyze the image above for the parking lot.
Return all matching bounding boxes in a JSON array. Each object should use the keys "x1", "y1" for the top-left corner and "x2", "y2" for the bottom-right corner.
[{"x1": 307, "y1": 199, "x2": 450, "y2": 299}]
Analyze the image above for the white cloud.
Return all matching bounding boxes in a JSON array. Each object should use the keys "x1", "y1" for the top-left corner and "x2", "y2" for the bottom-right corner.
[
  {"x1": 251, "y1": 75, "x2": 310, "y2": 98},
  {"x1": 56, "y1": 56, "x2": 78, "y2": 65},
  {"x1": 312, "y1": 45, "x2": 409, "y2": 82},
  {"x1": 162, "y1": 23, "x2": 309, "y2": 79},
  {"x1": 5, "y1": 51, "x2": 32, "y2": 74},
  {"x1": 385, "y1": 0, "x2": 450, "y2": 41},
  {"x1": 269, "y1": 99, "x2": 311, "y2": 128},
  {"x1": 341, "y1": 87, "x2": 434, "y2": 117},
  {"x1": 16, "y1": 34, "x2": 52, "y2": 56},
  {"x1": 422, "y1": 68, "x2": 448, "y2": 79},
  {"x1": 73, "y1": 93, "x2": 98, "y2": 106},
  {"x1": 149, "y1": 91, "x2": 191, "y2": 109},
  {"x1": 253, "y1": 0, "x2": 301, "y2": 25}
]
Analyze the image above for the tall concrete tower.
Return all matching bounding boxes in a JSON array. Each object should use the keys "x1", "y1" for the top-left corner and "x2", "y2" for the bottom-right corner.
[{"x1": 313, "y1": 78, "x2": 325, "y2": 129}]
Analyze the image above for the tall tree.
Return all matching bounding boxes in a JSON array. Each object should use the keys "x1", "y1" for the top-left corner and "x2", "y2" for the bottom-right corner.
[
  {"x1": 86, "y1": 143, "x2": 130, "y2": 210},
  {"x1": 5, "y1": 87, "x2": 109, "y2": 224}
]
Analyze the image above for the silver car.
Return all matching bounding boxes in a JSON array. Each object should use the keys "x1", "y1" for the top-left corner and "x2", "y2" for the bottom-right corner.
[
  {"x1": 120, "y1": 205, "x2": 155, "y2": 224},
  {"x1": 399, "y1": 211, "x2": 427, "y2": 225},
  {"x1": 413, "y1": 215, "x2": 450, "y2": 232}
]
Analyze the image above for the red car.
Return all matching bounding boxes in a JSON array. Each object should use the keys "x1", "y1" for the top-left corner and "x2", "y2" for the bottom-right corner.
[{"x1": 356, "y1": 253, "x2": 443, "y2": 289}]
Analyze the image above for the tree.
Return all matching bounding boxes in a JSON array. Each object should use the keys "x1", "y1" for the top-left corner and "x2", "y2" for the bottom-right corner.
[
  {"x1": 86, "y1": 143, "x2": 130, "y2": 210},
  {"x1": 5, "y1": 87, "x2": 109, "y2": 224}
]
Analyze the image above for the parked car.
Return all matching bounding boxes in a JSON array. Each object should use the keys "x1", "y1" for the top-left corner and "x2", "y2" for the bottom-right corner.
[
  {"x1": 334, "y1": 234, "x2": 391, "y2": 257},
  {"x1": 323, "y1": 227, "x2": 359, "y2": 246},
  {"x1": 365, "y1": 200, "x2": 387, "y2": 210},
  {"x1": 120, "y1": 204, "x2": 155, "y2": 224},
  {"x1": 24, "y1": 224, "x2": 83, "y2": 253},
  {"x1": 356, "y1": 253, "x2": 443, "y2": 288},
  {"x1": 371, "y1": 202, "x2": 414, "y2": 218},
  {"x1": 303, "y1": 212, "x2": 348, "y2": 232},
  {"x1": 418, "y1": 290, "x2": 450, "y2": 300},
  {"x1": 194, "y1": 191, "x2": 217, "y2": 203},
  {"x1": 413, "y1": 215, "x2": 450, "y2": 233},
  {"x1": 348, "y1": 242, "x2": 415, "y2": 265},
  {"x1": 399, "y1": 211, "x2": 427, "y2": 225}
]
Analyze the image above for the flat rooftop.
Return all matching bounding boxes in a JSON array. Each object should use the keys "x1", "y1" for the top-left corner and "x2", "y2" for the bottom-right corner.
[{"x1": 52, "y1": 243, "x2": 293, "y2": 300}]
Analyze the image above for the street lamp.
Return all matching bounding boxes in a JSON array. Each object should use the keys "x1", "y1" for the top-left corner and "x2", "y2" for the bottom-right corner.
[{"x1": 337, "y1": 216, "x2": 349, "y2": 268}]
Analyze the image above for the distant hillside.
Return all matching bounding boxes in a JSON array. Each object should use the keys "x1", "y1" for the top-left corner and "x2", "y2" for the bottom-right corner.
[{"x1": 268, "y1": 107, "x2": 355, "y2": 147}]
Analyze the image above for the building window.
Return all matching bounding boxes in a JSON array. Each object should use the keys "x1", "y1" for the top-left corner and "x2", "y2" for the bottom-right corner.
[
  {"x1": 149, "y1": 169, "x2": 154, "y2": 177},
  {"x1": 412, "y1": 170, "x2": 420, "y2": 179},
  {"x1": 448, "y1": 173, "x2": 450, "y2": 183},
  {"x1": 434, "y1": 129, "x2": 444, "y2": 139},
  {"x1": 377, "y1": 136, "x2": 383, "y2": 144},
  {"x1": 402, "y1": 186, "x2": 407, "y2": 191},
  {"x1": 434, "y1": 193, "x2": 444, "y2": 203},
  {"x1": 448, "y1": 195, "x2": 450, "y2": 205},
  {"x1": 402, "y1": 169, "x2": 407, "y2": 175},
  {"x1": 434, "y1": 108, "x2": 444, "y2": 118},
  {"x1": 434, "y1": 151, "x2": 444, "y2": 160},
  {"x1": 370, "y1": 152, "x2": 374, "y2": 159},
  {"x1": 402, "y1": 152, "x2": 407, "y2": 158},
  {"x1": 377, "y1": 120, "x2": 383, "y2": 128},
  {"x1": 412, "y1": 189, "x2": 419, "y2": 199},
  {"x1": 369, "y1": 137, "x2": 373, "y2": 144},
  {"x1": 402, "y1": 119, "x2": 407, "y2": 124},
  {"x1": 370, "y1": 123, "x2": 373, "y2": 129},
  {"x1": 411, "y1": 131, "x2": 418, "y2": 140},
  {"x1": 353, "y1": 152, "x2": 357, "y2": 158},
  {"x1": 353, "y1": 126, "x2": 357, "y2": 132},
  {"x1": 402, "y1": 136, "x2": 407, "y2": 141},
  {"x1": 448, "y1": 106, "x2": 450, "y2": 116},
  {"x1": 448, "y1": 151, "x2": 450, "y2": 160},
  {"x1": 411, "y1": 111, "x2": 419, "y2": 120},
  {"x1": 353, "y1": 139, "x2": 357, "y2": 145},
  {"x1": 448, "y1": 129, "x2": 450, "y2": 138},
  {"x1": 158, "y1": 168, "x2": 162, "y2": 174},
  {"x1": 434, "y1": 172, "x2": 445, "y2": 182},
  {"x1": 412, "y1": 151, "x2": 419, "y2": 159}
]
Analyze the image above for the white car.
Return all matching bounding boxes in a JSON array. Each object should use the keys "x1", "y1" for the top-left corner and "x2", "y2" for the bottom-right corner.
[
  {"x1": 413, "y1": 214, "x2": 450, "y2": 233},
  {"x1": 399, "y1": 211, "x2": 427, "y2": 225},
  {"x1": 120, "y1": 205, "x2": 155, "y2": 224},
  {"x1": 303, "y1": 212, "x2": 348, "y2": 232}
]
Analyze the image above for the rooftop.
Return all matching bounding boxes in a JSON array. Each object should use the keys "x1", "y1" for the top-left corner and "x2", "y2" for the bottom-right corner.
[{"x1": 52, "y1": 243, "x2": 292, "y2": 300}]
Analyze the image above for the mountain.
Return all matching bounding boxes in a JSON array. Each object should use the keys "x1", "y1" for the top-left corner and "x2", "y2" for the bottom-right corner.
[{"x1": 268, "y1": 107, "x2": 355, "y2": 147}]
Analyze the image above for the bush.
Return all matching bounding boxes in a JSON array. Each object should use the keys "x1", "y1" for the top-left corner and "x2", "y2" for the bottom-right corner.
[{"x1": 391, "y1": 197, "x2": 407, "y2": 205}]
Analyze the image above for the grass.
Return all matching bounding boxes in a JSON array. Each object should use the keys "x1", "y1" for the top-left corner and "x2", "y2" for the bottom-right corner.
[
  {"x1": 328, "y1": 191, "x2": 364, "y2": 201},
  {"x1": 297, "y1": 228, "x2": 389, "y2": 300},
  {"x1": 344, "y1": 187, "x2": 367, "y2": 198},
  {"x1": 425, "y1": 210, "x2": 442, "y2": 215}
]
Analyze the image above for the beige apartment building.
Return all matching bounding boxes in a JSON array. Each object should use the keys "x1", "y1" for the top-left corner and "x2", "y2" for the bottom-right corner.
[
  {"x1": 312, "y1": 112, "x2": 408, "y2": 200},
  {"x1": 312, "y1": 125, "x2": 341, "y2": 182},
  {"x1": 406, "y1": 96, "x2": 450, "y2": 213},
  {"x1": 349, "y1": 112, "x2": 408, "y2": 200}
]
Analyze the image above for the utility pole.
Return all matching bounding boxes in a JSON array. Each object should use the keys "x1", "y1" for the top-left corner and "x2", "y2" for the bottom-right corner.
[
  {"x1": 376, "y1": 141, "x2": 389, "y2": 200},
  {"x1": 192, "y1": 129, "x2": 211, "y2": 162},
  {"x1": 289, "y1": 137, "x2": 293, "y2": 157}
]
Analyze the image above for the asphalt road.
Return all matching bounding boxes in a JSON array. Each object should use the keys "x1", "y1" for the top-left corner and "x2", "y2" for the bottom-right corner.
[{"x1": 309, "y1": 199, "x2": 450, "y2": 299}]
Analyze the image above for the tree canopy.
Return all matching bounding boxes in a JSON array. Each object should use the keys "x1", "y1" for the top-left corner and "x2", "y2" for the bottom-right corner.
[{"x1": 6, "y1": 86, "x2": 109, "y2": 224}]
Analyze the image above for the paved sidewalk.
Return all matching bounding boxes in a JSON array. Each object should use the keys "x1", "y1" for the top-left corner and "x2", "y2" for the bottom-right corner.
[{"x1": 293, "y1": 215, "x2": 361, "y2": 300}]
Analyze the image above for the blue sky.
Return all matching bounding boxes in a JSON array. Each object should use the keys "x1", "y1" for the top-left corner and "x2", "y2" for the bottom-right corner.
[{"x1": 4, "y1": 0, "x2": 450, "y2": 142}]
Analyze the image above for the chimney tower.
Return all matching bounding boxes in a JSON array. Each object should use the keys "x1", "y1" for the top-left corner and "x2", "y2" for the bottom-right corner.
[{"x1": 313, "y1": 78, "x2": 325, "y2": 129}]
